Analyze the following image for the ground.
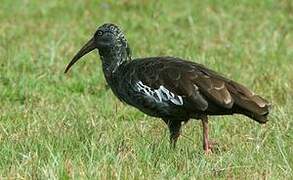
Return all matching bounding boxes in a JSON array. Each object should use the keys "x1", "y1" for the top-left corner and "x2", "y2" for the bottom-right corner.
[{"x1": 0, "y1": 0, "x2": 292, "y2": 179}]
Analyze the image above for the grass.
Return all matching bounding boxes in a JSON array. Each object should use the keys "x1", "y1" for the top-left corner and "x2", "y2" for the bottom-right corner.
[{"x1": 0, "y1": 0, "x2": 292, "y2": 179}]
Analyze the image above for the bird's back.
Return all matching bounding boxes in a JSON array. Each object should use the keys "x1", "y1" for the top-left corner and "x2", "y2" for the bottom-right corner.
[{"x1": 113, "y1": 57, "x2": 270, "y2": 122}]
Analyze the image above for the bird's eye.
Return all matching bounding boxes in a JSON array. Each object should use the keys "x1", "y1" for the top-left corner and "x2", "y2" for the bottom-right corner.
[
  {"x1": 96, "y1": 30, "x2": 103, "y2": 36},
  {"x1": 110, "y1": 26, "x2": 115, "y2": 31}
]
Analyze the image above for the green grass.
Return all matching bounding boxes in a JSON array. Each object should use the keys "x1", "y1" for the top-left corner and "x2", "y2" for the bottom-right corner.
[{"x1": 0, "y1": 0, "x2": 292, "y2": 179}]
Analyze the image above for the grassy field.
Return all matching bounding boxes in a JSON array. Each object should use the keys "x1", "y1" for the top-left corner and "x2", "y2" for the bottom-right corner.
[{"x1": 0, "y1": 0, "x2": 292, "y2": 179}]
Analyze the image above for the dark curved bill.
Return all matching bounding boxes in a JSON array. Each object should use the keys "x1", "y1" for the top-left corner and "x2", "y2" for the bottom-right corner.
[{"x1": 64, "y1": 38, "x2": 96, "y2": 73}]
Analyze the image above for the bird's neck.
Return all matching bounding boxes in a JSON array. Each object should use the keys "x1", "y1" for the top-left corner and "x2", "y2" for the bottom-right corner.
[{"x1": 98, "y1": 45, "x2": 131, "y2": 81}]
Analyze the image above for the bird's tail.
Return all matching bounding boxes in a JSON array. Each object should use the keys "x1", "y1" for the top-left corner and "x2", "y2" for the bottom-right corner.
[
  {"x1": 227, "y1": 82, "x2": 271, "y2": 124},
  {"x1": 241, "y1": 106, "x2": 270, "y2": 124},
  {"x1": 234, "y1": 94, "x2": 271, "y2": 124}
]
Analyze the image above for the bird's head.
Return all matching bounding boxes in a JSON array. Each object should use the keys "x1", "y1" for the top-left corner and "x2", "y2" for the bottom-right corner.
[{"x1": 65, "y1": 23, "x2": 130, "y2": 73}]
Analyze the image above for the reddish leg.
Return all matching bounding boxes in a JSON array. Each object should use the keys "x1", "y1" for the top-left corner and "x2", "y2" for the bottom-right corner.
[{"x1": 201, "y1": 116, "x2": 212, "y2": 154}]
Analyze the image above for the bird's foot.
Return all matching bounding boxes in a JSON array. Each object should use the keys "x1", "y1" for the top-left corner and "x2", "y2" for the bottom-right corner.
[
  {"x1": 204, "y1": 140, "x2": 218, "y2": 154},
  {"x1": 170, "y1": 133, "x2": 180, "y2": 149},
  {"x1": 204, "y1": 148, "x2": 213, "y2": 154}
]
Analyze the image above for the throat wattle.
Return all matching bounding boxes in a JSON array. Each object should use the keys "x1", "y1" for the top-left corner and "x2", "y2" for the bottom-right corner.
[{"x1": 99, "y1": 47, "x2": 130, "y2": 74}]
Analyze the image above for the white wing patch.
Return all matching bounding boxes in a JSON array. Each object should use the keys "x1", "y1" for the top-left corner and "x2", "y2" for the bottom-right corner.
[{"x1": 135, "y1": 81, "x2": 183, "y2": 105}]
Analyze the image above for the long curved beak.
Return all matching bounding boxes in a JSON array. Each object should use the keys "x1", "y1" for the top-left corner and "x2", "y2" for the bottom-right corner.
[{"x1": 64, "y1": 37, "x2": 96, "y2": 73}]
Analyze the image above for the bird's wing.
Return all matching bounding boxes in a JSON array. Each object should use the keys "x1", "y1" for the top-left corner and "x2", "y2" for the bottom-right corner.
[
  {"x1": 225, "y1": 80, "x2": 270, "y2": 115},
  {"x1": 128, "y1": 57, "x2": 235, "y2": 111}
]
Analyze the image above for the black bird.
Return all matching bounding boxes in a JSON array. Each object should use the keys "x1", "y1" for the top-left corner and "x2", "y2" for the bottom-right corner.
[{"x1": 65, "y1": 23, "x2": 270, "y2": 153}]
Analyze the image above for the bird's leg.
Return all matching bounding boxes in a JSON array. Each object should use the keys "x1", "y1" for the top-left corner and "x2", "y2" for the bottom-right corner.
[
  {"x1": 201, "y1": 116, "x2": 212, "y2": 154},
  {"x1": 169, "y1": 124, "x2": 181, "y2": 149},
  {"x1": 164, "y1": 120, "x2": 182, "y2": 149}
]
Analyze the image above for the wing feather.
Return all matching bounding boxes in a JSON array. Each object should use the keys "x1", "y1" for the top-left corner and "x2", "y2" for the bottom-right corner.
[{"x1": 128, "y1": 57, "x2": 269, "y2": 115}]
